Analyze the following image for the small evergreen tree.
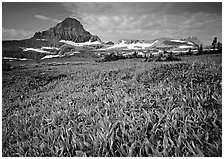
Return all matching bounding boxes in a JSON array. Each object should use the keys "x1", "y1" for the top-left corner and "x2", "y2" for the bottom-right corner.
[
  {"x1": 188, "y1": 48, "x2": 192, "y2": 55},
  {"x1": 212, "y1": 37, "x2": 217, "y2": 49},
  {"x1": 144, "y1": 53, "x2": 148, "y2": 62},
  {"x1": 198, "y1": 44, "x2": 203, "y2": 54},
  {"x1": 217, "y1": 42, "x2": 222, "y2": 52},
  {"x1": 35, "y1": 53, "x2": 42, "y2": 63},
  {"x1": 167, "y1": 51, "x2": 173, "y2": 60},
  {"x1": 133, "y1": 51, "x2": 137, "y2": 58}
]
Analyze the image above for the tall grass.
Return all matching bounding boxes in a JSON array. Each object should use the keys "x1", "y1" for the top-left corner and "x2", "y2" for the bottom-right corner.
[{"x1": 2, "y1": 55, "x2": 222, "y2": 157}]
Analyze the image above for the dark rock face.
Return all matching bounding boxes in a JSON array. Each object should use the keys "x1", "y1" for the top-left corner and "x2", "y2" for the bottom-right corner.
[
  {"x1": 89, "y1": 35, "x2": 102, "y2": 42},
  {"x1": 106, "y1": 41, "x2": 114, "y2": 45},
  {"x1": 32, "y1": 17, "x2": 101, "y2": 43}
]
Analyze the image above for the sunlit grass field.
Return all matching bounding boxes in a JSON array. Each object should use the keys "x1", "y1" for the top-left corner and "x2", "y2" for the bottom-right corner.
[{"x1": 2, "y1": 54, "x2": 222, "y2": 157}]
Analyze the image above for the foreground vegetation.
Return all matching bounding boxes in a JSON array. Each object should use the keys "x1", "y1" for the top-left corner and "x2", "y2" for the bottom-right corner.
[{"x1": 2, "y1": 54, "x2": 222, "y2": 157}]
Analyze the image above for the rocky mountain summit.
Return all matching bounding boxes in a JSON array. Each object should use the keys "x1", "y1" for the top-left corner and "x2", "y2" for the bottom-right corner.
[{"x1": 32, "y1": 17, "x2": 101, "y2": 43}]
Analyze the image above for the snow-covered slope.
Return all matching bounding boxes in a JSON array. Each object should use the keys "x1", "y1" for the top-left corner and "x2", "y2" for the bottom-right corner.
[
  {"x1": 23, "y1": 48, "x2": 50, "y2": 53},
  {"x1": 59, "y1": 40, "x2": 101, "y2": 46},
  {"x1": 170, "y1": 40, "x2": 194, "y2": 45},
  {"x1": 21, "y1": 46, "x2": 60, "y2": 54},
  {"x1": 178, "y1": 45, "x2": 194, "y2": 49},
  {"x1": 3, "y1": 57, "x2": 29, "y2": 61},
  {"x1": 102, "y1": 40, "x2": 158, "y2": 50},
  {"x1": 41, "y1": 46, "x2": 60, "y2": 50},
  {"x1": 41, "y1": 54, "x2": 63, "y2": 60},
  {"x1": 99, "y1": 37, "x2": 198, "y2": 51}
]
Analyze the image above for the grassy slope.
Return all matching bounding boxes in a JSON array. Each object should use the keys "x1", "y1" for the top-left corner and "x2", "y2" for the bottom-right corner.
[{"x1": 2, "y1": 54, "x2": 222, "y2": 157}]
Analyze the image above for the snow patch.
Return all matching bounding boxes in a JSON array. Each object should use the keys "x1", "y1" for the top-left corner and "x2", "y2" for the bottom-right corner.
[
  {"x1": 178, "y1": 45, "x2": 194, "y2": 49},
  {"x1": 120, "y1": 40, "x2": 127, "y2": 44},
  {"x1": 170, "y1": 39, "x2": 188, "y2": 43},
  {"x1": 36, "y1": 39, "x2": 47, "y2": 41},
  {"x1": 41, "y1": 54, "x2": 64, "y2": 60},
  {"x1": 41, "y1": 46, "x2": 60, "y2": 50},
  {"x1": 187, "y1": 41, "x2": 194, "y2": 45},
  {"x1": 23, "y1": 48, "x2": 50, "y2": 53},
  {"x1": 73, "y1": 51, "x2": 81, "y2": 54},
  {"x1": 170, "y1": 40, "x2": 194, "y2": 46},
  {"x1": 137, "y1": 52, "x2": 145, "y2": 56},
  {"x1": 66, "y1": 52, "x2": 80, "y2": 56},
  {"x1": 59, "y1": 40, "x2": 101, "y2": 46},
  {"x1": 172, "y1": 50, "x2": 198, "y2": 53},
  {"x1": 3, "y1": 57, "x2": 29, "y2": 61},
  {"x1": 103, "y1": 40, "x2": 158, "y2": 50}
]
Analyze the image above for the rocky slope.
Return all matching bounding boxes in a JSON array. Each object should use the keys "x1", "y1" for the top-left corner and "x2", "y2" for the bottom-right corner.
[
  {"x1": 106, "y1": 41, "x2": 115, "y2": 45},
  {"x1": 32, "y1": 17, "x2": 101, "y2": 43}
]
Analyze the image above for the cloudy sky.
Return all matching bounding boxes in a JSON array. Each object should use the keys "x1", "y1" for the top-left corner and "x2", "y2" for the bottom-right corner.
[{"x1": 2, "y1": 2, "x2": 222, "y2": 45}]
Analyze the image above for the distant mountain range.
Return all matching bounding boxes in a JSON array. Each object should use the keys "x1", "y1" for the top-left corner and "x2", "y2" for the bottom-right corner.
[
  {"x1": 100, "y1": 36, "x2": 200, "y2": 51},
  {"x1": 2, "y1": 17, "x2": 204, "y2": 60}
]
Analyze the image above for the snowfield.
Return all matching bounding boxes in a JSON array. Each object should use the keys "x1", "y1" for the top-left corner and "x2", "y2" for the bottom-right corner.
[
  {"x1": 172, "y1": 50, "x2": 198, "y2": 53},
  {"x1": 41, "y1": 51, "x2": 80, "y2": 60},
  {"x1": 59, "y1": 40, "x2": 101, "y2": 46},
  {"x1": 41, "y1": 46, "x2": 60, "y2": 50},
  {"x1": 170, "y1": 39, "x2": 194, "y2": 45},
  {"x1": 21, "y1": 46, "x2": 59, "y2": 54},
  {"x1": 102, "y1": 40, "x2": 158, "y2": 50},
  {"x1": 69, "y1": 51, "x2": 81, "y2": 54},
  {"x1": 137, "y1": 52, "x2": 145, "y2": 56},
  {"x1": 3, "y1": 57, "x2": 29, "y2": 61},
  {"x1": 23, "y1": 48, "x2": 50, "y2": 53},
  {"x1": 178, "y1": 45, "x2": 194, "y2": 49},
  {"x1": 35, "y1": 39, "x2": 47, "y2": 41},
  {"x1": 41, "y1": 54, "x2": 64, "y2": 60}
]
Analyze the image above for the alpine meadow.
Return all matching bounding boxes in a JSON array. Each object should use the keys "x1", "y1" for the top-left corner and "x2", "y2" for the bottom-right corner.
[{"x1": 2, "y1": 2, "x2": 222, "y2": 157}]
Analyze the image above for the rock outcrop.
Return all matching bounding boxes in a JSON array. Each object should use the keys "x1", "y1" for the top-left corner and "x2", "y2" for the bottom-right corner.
[{"x1": 106, "y1": 41, "x2": 114, "y2": 45}]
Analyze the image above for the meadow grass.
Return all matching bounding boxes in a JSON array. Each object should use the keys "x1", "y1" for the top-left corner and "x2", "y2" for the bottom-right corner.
[{"x1": 2, "y1": 54, "x2": 222, "y2": 157}]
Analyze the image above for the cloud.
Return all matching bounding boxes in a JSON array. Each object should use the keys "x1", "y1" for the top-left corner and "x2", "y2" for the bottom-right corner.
[
  {"x1": 61, "y1": 2, "x2": 221, "y2": 44},
  {"x1": 35, "y1": 14, "x2": 61, "y2": 23},
  {"x1": 2, "y1": 28, "x2": 34, "y2": 40},
  {"x1": 62, "y1": 2, "x2": 221, "y2": 19},
  {"x1": 61, "y1": 2, "x2": 168, "y2": 19}
]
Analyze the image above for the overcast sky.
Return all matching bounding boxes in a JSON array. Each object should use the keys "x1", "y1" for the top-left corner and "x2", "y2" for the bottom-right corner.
[{"x1": 2, "y1": 2, "x2": 222, "y2": 45}]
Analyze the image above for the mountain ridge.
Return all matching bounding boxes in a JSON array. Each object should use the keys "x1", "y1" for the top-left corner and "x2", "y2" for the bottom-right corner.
[
  {"x1": 2, "y1": 17, "x2": 205, "y2": 60},
  {"x1": 3, "y1": 17, "x2": 101, "y2": 49}
]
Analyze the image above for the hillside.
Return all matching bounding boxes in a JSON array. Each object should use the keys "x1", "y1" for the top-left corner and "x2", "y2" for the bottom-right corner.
[{"x1": 2, "y1": 54, "x2": 222, "y2": 157}]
